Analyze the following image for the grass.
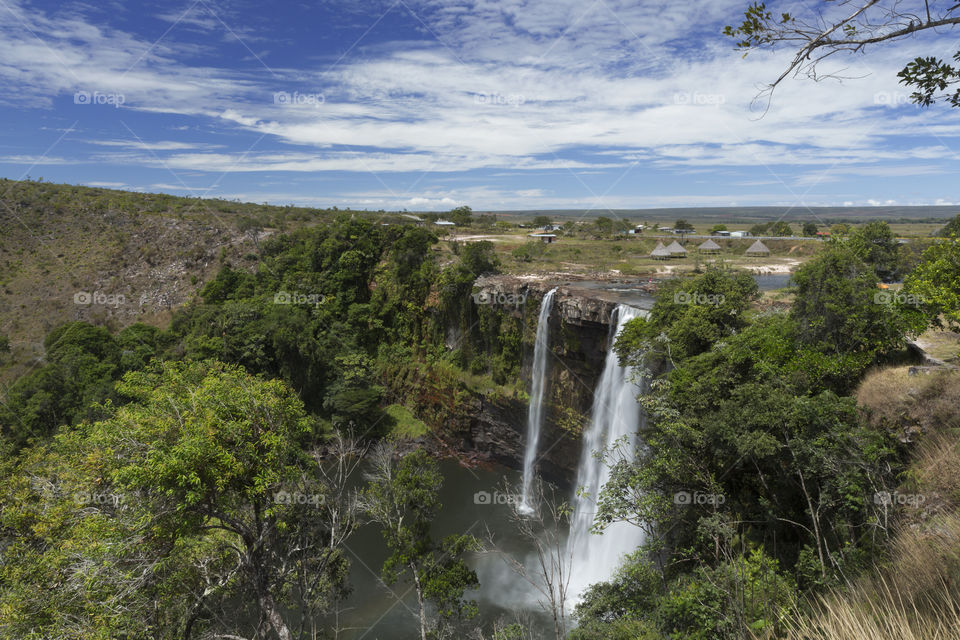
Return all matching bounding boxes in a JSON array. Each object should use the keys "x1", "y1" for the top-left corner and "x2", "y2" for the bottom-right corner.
[
  {"x1": 384, "y1": 403, "x2": 430, "y2": 439},
  {"x1": 855, "y1": 366, "x2": 960, "y2": 434},
  {"x1": 784, "y1": 367, "x2": 960, "y2": 640}
]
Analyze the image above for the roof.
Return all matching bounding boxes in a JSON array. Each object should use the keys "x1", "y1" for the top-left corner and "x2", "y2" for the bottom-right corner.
[
  {"x1": 528, "y1": 233, "x2": 557, "y2": 238},
  {"x1": 434, "y1": 220, "x2": 456, "y2": 225},
  {"x1": 665, "y1": 240, "x2": 687, "y2": 254},
  {"x1": 746, "y1": 239, "x2": 770, "y2": 254},
  {"x1": 698, "y1": 239, "x2": 721, "y2": 251},
  {"x1": 650, "y1": 241, "x2": 671, "y2": 258}
]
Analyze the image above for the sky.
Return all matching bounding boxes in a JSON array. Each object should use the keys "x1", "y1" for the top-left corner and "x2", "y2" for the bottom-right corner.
[{"x1": 1, "y1": 0, "x2": 960, "y2": 211}]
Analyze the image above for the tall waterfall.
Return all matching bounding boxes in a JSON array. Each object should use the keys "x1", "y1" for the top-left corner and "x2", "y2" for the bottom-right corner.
[
  {"x1": 566, "y1": 304, "x2": 647, "y2": 600},
  {"x1": 519, "y1": 287, "x2": 558, "y2": 514}
]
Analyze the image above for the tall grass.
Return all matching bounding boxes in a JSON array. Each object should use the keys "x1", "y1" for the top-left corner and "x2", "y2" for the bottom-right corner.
[{"x1": 786, "y1": 575, "x2": 960, "y2": 640}]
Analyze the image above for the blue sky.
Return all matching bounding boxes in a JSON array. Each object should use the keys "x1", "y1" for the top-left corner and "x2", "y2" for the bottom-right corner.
[{"x1": 1, "y1": 0, "x2": 960, "y2": 211}]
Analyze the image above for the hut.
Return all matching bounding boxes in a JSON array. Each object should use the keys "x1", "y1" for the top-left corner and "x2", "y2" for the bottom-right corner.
[
  {"x1": 649, "y1": 241, "x2": 671, "y2": 260},
  {"x1": 745, "y1": 239, "x2": 770, "y2": 256},
  {"x1": 697, "y1": 239, "x2": 721, "y2": 254},
  {"x1": 528, "y1": 233, "x2": 557, "y2": 244},
  {"x1": 665, "y1": 240, "x2": 687, "y2": 256}
]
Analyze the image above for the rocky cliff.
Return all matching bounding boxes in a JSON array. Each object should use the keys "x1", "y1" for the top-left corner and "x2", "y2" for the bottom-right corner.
[{"x1": 437, "y1": 275, "x2": 656, "y2": 484}]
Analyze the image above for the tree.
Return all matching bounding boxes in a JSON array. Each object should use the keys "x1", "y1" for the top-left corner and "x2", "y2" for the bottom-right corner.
[
  {"x1": 725, "y1": 1, "x2": 960, "y2": 107},
  {"x1": 849, "y1": 221, "x2": 901, "y2": 281},
  {"x1": 904, "y1": 238, "x2": 960, "y2": 330},
  {"x1": 749, "y1": 222, "x2": 770, "y2": 236},
  {"x1": 938, "y1": 213, "x2": 960, "y2": 237},
  {"x1": 709, "y1": 224, "x2": 728, "y2": 234},
  {"x1": 533, "y1": 215, "x2": 553, "y2": 228},
  {"x1": 0, "y1": 360, "x2": 358, "y2": 640},
  {"x1": 595, "y1": 217, "x2": 614, "y2": 236},
  {"x1": 802, "y1": 221, "x2": 818, "y2": 236},
  {"x1": 363, "y1": 446, "x2": 480, "y2": 640},
  {"x1": 674, "y1": 219, "x2": 695, "y2": 232},
  {"x1": 790, "y1": 246, "x2": 922, "y2": 359},
  {"x1": 448, "y1": 205, "x2": 474, "y2": 226},
  {"x1": 769, "y1": 221, "x2": 794, "y2": 236},
  {"x1": 830, "y1": 223, "x2": 852, "y2": 236}
]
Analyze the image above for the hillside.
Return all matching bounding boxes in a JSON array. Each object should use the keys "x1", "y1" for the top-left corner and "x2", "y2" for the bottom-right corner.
[{"x1": 0, "y1": 179, "x2": 348, "y2": 381}]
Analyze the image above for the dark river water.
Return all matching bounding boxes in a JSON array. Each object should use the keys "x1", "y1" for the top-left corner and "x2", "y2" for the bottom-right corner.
[{"x1": 333, "y1": 461, "x2": 563, "y2": 639}]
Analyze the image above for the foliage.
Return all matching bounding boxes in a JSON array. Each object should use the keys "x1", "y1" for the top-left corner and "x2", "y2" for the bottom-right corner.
[
  {"x1": 790, "y1": 245, "x2": 925, "y2": 365},
  {"x1": 364, "y1": 448, "x2": 480, "y2": 639},
  {"x1": 0, "y1": 360, "x2": 354, "y2": 640},
  {"x1": 614, "y1": 266, "x2": 760, "y2": 363},
  {"x1": 848, "y1": 221, "x2": 902, "y2": 282},
  {"x1": 904, "y1": 239, "x2": 960, "y2": 330}
]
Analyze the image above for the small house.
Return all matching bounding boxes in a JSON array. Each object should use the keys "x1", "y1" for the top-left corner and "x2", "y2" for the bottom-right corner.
[
  {"x1": 434, "y1": 220, "x2": 456, "y2": 227},
  {"x1": 665, "y1": 240, "x2": 687, "y2": 256},
  {"x1": 529, "y1": 233, "x2": 557, "y2": 244},
  {"x1": 730, "y1": 230, "x2": 751, "y2": 238},
  {"x1": 745, "y1": 239, "x2": 770, "y2": 256},
  {"x1": 697, "y1": 239, "x2": 721, "y2": 254},
  {"x1": 650, "y1": 241, "x2": 671, "y2": 260}
]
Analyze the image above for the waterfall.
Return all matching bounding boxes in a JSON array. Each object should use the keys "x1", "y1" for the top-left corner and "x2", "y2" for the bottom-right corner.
[
  {"x1": 566, "y1": 304, "x2": 647, "y2": 601},
  {"x1": 519, "y1": 287, "x2": 558, "y2": 514}
]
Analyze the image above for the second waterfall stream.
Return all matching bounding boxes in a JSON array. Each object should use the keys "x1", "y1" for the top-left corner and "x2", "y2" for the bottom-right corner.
[
  {"x1": 519, "y1": 287, "x2": 557, "y2": 513},
  {"x1": 566, "y1": 304, "x2": 647, "y2": 601}
]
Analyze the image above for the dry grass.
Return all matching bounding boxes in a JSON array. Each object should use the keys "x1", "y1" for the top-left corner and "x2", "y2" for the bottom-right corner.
[
  {"x1": 855, "y1": 367, "x2": 960, "y2": 436},
  {"x1": 784, "y1": 367, "x2": 960, "y2": 640},
  {"x1": 785, "y1": 518, "x2": 960, "y2": 639},
  {"x1": 786, "y1": 575, "x2": 960, "y2": 640}
]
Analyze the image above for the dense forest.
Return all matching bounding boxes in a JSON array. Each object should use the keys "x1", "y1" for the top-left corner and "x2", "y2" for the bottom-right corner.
[{"x1": 1, "y1": 203, "x2": 960, "y2": 639}]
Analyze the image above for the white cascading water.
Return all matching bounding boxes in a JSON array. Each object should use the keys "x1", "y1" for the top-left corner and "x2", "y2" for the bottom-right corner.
[
  {"x1": 519, "y1": 287, "x2": 558, "y2": 514},
  {"x1": 566, "y1": 304, "x2": 647, "y2": 601}
]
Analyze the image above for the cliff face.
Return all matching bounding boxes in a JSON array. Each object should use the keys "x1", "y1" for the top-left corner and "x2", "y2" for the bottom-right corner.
[{"x1": 447, "y1": 276, "x2": 654, "y2": 484}]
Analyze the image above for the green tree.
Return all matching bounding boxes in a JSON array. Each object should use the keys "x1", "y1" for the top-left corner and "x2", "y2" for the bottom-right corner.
[
  {"x1": 675, "y1": 219, "x2": 695, "y2": 232},
  {"x1": 533, "y1": 215, "x2": 553, "y2": 228},
  {"x1": 937, "y1": 213, "x2": 960, "y2": 237},
  {"x1": 363, "y1": 447, "x2": 480, "y2": 640},
  {"x1": 749, "y1": 222, "x2": 769, "y2": 236},
  {"x1": 448, "y1": 205, "x2": 474, "y2": 226},
  {"x1": 595, "y1": 216, "x2": 615, "y2": 236},
  {"x1": 790, "y1": 246, "x2": 919, "y2": 359},
  {"x1": 802, "y1": 221, "x2": 818, "y2": 236},
  {"x1": 769, "y1": 221, "x2": 794, "y2": 236},
  {"x1": 904, "y1": 239, "x2": 960, "y2": 330},
  {"x1": 708, "y1": 224, "x2": 728, "y2": 234},
  {"x1": 0, "y1": 360, "x2": 356, "y2": 640},
  {"x1": 849, "y1": 221, "x2": 901, "y2": 282},
  {"x1": 615, "y1": 267, "x2": 760, "y2": 363}
]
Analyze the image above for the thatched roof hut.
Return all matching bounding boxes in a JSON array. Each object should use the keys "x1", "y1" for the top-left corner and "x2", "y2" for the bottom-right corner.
[
  {"x1": 745, "y1": 239, "x2": 770, "y2": 256},
  {"x1": 650, "y1": 241, "x2": 671, "y2": 260},
  {"x1": 697, "y1": 239, "x2": 721, "y2": 254},
  {"x1": 665, "y1": 240, "x2": 687, "y2": 256}
]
